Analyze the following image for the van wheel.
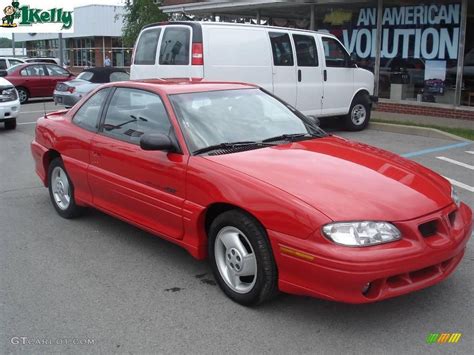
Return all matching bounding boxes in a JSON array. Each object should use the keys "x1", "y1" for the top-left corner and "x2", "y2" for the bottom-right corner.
[
  {"x1": 48, "y1": 158, "x2": 84, "y2": 219},
  {"x1": 208, "y1": 210, "x2": 278, "y2": 306},
  {"x1": 344, "y1": 94, "x2": 371, "y2": 131}
]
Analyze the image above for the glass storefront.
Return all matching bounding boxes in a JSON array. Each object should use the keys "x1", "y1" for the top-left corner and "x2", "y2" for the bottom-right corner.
[
  {"x1": 462, "y1": 2, "x2": 473, "y2": 106},
  {"x1": 312, "y1": 0, "x2": 466, "y2": 106}
]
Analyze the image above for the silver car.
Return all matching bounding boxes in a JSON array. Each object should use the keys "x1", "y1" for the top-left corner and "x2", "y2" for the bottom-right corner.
[{"x1": 53, "y1": 67, "x2": 129, "y2": 107}]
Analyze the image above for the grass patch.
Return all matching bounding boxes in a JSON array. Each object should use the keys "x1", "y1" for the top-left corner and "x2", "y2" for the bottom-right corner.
[{"x1": 372, "y1": 119, "x2": 474, "y2": 141}]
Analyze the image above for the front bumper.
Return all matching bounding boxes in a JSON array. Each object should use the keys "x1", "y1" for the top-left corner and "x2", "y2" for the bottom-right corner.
[
  {"x1": 270, "y1": 203, "x2": 472, "y2": 303},
  {"x1": 53, "y1": 92, "x2": 80, "y2": 107},
  {"x1": 0, "y1": 99, "x2": 20, "y2": 121}
]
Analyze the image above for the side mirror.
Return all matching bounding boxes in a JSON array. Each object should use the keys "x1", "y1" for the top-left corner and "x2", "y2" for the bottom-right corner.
[
  {"x1": 0, "y1": 70, "x2": 7, "y2": 77},
  {"x1": 140, "y1": 133, "x2": 176, "y2": 152},
  {"x1": 349, "y1": 52, "x2": 358, "y2": 67}
]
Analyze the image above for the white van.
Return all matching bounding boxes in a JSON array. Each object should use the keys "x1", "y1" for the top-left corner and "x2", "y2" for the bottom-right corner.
[{"x1": 131, "y1": 22, "x2": 377, "y2": 130}]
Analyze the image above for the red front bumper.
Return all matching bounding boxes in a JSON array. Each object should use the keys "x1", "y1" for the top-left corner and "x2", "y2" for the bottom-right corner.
[{"x1": 270, "y1": 203, "x2": 472, "y2": 303}]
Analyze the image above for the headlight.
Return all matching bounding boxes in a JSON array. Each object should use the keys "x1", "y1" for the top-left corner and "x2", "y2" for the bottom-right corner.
[
  {"x1": 322, "y1": 222, "x2": 401, "y2": 247},
  {"x1": 0, "y1": 87, "x2": 18, "y2": 102},
  {"x1": 451, "y1": 185, "x2": 461, "y2": 208}
]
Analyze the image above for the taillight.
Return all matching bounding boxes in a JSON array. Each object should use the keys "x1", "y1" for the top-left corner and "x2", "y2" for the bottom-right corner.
[
  {"x1": 192, "y1": 43, "x2": 204, "y2": 65},
  {"x1": 67, "y1": 86, "x2": 75, "y2": 94}
]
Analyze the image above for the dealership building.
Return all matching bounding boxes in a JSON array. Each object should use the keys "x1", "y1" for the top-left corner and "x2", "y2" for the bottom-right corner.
[
  {"x1": 15, "y1": 5, "x2": 132, "y2": 70},
  {"x1": 160, "y1": 0, "x2": 474, "y2": 119}
]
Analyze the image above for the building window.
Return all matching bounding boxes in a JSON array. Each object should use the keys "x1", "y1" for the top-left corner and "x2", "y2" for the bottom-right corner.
[{"x1": 462, "y1": 2, "x2": 474, "y2": 106}]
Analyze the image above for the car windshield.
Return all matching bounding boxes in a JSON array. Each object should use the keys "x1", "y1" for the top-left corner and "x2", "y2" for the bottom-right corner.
[
  {"x1": 77, "y1": 71, "x2": 94, "y2": 82},
  {"x1": 170, "y1": 88, "x2": 326, "y2": 154}
]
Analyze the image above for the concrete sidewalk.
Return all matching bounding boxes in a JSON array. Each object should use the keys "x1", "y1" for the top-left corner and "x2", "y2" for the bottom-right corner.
[{"x1": 372, "y1": 111, "x2": 474, "y2": 130}]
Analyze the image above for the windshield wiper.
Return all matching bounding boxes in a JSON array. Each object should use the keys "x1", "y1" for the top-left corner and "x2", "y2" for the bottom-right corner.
[
  {"x1": 262, "y1": 133, "x2": 316, "y2": 143},
  {"x1": 194, "y1": 141, "x2": 275, "y2": 155}
]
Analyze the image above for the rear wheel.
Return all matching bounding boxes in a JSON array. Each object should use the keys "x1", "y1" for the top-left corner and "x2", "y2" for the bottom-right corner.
[
  {"x1": 344, "y1": 94, "x2": 371, "y2": 131},
  {"x1": 208, "y1": 210, "x2": 278, "y2": 306},
  {"x1": 17, "y1": 87, "x2": 29, "y2": 104},
  {"x1": 4, "y1": 118, "x2": 16, "y2": 130},
  {"x1": 48, "y1": 158, "x2": 84, "y2": 218}
]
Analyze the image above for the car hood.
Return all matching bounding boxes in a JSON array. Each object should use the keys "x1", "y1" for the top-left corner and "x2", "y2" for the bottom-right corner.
[{"x1": 204, "y1": 136, "x2": 452, "y2": 221}]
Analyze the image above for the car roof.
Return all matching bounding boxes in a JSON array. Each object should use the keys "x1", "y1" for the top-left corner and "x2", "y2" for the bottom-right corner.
[{"x1": 103, "y1": 78, "x2": 259, "y2": 95}]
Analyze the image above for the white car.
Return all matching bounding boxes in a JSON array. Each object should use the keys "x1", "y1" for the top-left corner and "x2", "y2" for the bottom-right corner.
[
  {"x1": 0, "y1": 57, "x2": 26, "y2": 69},
  {"x1": 131, "y1": 21, "x2": 376, "y2": 130},
  {"x1": 0, "y1": 77, "x2": 20, "y2": 130}
]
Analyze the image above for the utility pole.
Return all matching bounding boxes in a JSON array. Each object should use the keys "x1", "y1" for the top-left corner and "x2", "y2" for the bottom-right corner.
[{"x1": 12, "y1": 33, "x2": 16, "y2": 57}]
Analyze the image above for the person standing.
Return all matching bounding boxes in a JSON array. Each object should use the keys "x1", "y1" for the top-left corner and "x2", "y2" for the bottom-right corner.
[{"x1": 104, "y1": 55, "x2": 111, "y2": 67}]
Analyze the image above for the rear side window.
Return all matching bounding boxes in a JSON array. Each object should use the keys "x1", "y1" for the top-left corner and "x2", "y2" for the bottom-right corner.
[
  {"x1": 159, "y1": 27, "x2": 191, "y2": 65},
  {"x1": 110, "y1": 72, "x2": 130, "y2": 82},
  {"x1": 73, "y1": 89, "x2": 110, "y2": 131},
  {"x1": 0, "y1": 59, "x2": 6, "y2": 69},
  {"x1": 134, "y1": 28, "x2": 161, "y2": 65},
  {"x1": 293, "y1": 34, "x2": 318, "y2": 67},
  {"x1": 102, "y1": 88, "x2": 172, "y2": 144},
  {"x1": 269, "y1": 32, "x2": 294, "y2": 66}
]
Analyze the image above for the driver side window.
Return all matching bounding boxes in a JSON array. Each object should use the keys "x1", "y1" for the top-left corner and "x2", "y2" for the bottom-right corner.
[
  {"x1": 101, "y1": 88, "x2": 172, "y2": 144},
  {"x1": 322, "y1": 37, "x2": 350, "y2": 68}
]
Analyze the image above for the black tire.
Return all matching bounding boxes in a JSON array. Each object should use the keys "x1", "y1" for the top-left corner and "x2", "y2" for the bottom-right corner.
[
  {"x1": 344, "y1": 93, "x2": 371, "y2": 131},
  {"x1": 4, "y1": 118, "x2": 16, "y2": 130},
  {"x1": 17, "y1": 87, "x2": 29, "y2": 104},
  {"x1": 48, "y1": 157, "x2": 84, "y2": 219},
  {"x1": 208, "y1": 210, "x2": 278, "y2": 306}
]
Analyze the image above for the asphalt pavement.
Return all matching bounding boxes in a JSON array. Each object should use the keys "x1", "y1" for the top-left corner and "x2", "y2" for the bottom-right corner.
[{"x1": 1, "y1": 100, "x2": 473, "y2": 354}]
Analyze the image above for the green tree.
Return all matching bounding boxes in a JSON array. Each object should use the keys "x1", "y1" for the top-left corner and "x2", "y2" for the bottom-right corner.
[
  {"x1": 0, "y1": 37, "x2": 13, "y2": 48},
  {"x1": 122, "y1": 0, "x2": 168, "y2": 47}
]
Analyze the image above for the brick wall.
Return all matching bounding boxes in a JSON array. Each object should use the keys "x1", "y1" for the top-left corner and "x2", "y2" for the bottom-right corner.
[{"x1": 375, "y1": 101, "x2": 474, "y2": 121}]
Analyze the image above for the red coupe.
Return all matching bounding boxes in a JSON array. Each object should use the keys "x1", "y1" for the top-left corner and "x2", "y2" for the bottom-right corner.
[
  {"x1": 3, "y1": 63, "x2": 74, "y2": 104},
  {"x1": 31, "y1": 80, "x2": 472, "y2": 306}
]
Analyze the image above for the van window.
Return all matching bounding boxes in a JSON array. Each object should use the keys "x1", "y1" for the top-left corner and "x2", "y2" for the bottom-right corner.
[
  {"x1": 322, "y1": 37, "x2": 350, "y2": 68},
  {"x1": 159, "y1": 27, "x2": 191, "y2": 65},
  {"x1": 134, "y1": 28, "x2": 161, "y2": 65},
  {"x1": 293, "y1": 34, "x2": 318, "y2": 67},
  {"x1": 0, "y1": 59, "x2": 6, "y2": 69},
  {"x1": 269, "y1": 32, "x2": 294, "y2": 66}
]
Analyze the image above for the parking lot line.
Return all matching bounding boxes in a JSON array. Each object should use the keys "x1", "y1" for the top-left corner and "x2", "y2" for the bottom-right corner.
[
  {"x1": 436, "y1": 157, "x2": 474, "y2": 171},
  {"x1": 17, "y1": 122, "x2": 37, "y2": 126},
  {"x1": 443, "y1": 176, "x2": 474, "y2": 193},
  {"x1": 20, "y1": 109, "x2": 56, "y2": 114},
  {"x1": 466, "y1": 151, "x2": 474, "y2": 155},
  {"x1": 401, "y1": 142, "x2": 471, "y2": 158}
]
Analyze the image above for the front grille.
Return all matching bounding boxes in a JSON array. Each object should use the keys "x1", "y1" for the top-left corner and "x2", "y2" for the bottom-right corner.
[{"x1": 418, "y1": 220, "x2": 438, "y2": 238}]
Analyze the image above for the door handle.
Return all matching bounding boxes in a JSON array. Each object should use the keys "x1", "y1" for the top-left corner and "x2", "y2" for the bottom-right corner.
[
  {"x1": 323, "y1": 70, "x2": 327, "y2": 82},
  {"x1": 298, "y1": 69, "x2": 302, "y2": 82}
]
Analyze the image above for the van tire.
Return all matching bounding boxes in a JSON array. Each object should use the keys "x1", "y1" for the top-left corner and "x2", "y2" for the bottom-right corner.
[{"x1": 344, "y1": 94, "x2": 371, "y2": 131}]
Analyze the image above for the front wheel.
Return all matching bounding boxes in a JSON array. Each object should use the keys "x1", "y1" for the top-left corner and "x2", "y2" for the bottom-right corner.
[
  {"x1": 48, "y1": 158, "x2": 84, "y2": 218},
  {"x1": 208, "y1": 210, "x2": 278, "y2": 306},
  {"x1": 344, "y1": 94, "x2": 371, "y2": 131},
  {"x1": 4, "y1": 118, "x2": 16, "y2": 130},
  {"x1": 17, "y1": 88, "x2": 29, "y2": 104}
]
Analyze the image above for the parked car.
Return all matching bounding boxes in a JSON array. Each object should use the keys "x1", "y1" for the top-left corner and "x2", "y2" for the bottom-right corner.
[
  {"x1": 0, "y1": 57, "x2": 26, "y2": 69},
  {"x1": 131, "y1": 21, "x2": 376, "y2": 131},
  {"x1": 54, "y1": 67, "x2": 129, "y2": 107},
  {"x1": 0, "y1": 77, "x2": 20, "y2": 129},
  {"x1": 2, "y1": 63, "x2": 74, "y2": 104},
  {"x1": 31, "y1": 79, "x2": 472, "y2": 306},
  {"x1": 24, "y1": 57, "x2": 61, "y2": 65}
]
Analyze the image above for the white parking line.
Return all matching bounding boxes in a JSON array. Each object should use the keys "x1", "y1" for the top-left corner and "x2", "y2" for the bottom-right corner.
[
  {"x1": 465, "y1": 151, "x2": 474, "y2": 155},
  {"x1": 20, "y1": 110, "x2": 55, "y2": 114},
  {"x1": 17, "y1": 122, "x2": 37, "y2": 126},
  {"x1": 443, "y1": 176, "x2": 474, "y2": 193},
  {"x1": 436, "y1": 156, "x2": 474, "y2": 171}
]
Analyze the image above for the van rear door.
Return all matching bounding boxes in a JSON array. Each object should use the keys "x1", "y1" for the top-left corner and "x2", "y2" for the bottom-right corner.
[
  {"x1": 130, "y1": 27, "x2": 162, "y2": 80},
  {"x1": 268, "y1": 31, "x2": 297, "y2": 107},
  {"x1": 291, "y1": 32, "x2": 323, "y2": 116}
]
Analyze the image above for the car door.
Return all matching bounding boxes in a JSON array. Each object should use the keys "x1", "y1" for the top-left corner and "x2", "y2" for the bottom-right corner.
[
  {"x1": 157, "y1": 25, "x2": 193, "y2": 78},
  {"x1": 320, "y1": 35, "x2": 355, "y2": 116},
  {"x1": 88, "y1": 87, "x2": 186, "y2": 239},
  {"x1": 268, "y1": 31, "x2": 297, "y2": 107},
  {"x1": 291, "y1": 33, "x2": 323, "y2": 116},
  {"x1": 20, "y1": 64, "x2": 48, "y2": 97},
  {"x1": 60, "y1": 88, "x2": 111, "y2": 205},
  {"x1": 45, "y1": 64, "x2": 71, "y2": 96}
]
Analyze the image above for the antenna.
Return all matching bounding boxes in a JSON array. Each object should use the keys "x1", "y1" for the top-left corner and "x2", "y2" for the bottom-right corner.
[{"x1": 43, "y1": 101, "x2": 49, "y2": 118}]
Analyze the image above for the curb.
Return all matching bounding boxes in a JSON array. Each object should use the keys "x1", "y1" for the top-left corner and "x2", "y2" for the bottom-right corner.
[{"x1": 369, "y1": 122, "x2": 471, "y2": 142}]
